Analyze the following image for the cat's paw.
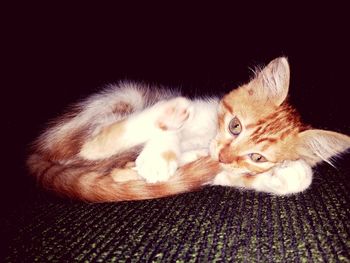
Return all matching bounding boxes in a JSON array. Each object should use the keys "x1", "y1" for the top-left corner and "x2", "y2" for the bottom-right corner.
[
  {"x1": 135, "y1": 148, "x2": 178, "y2": 183},
  {"x1": 156, "y1": 97, "x2": 192, "y2": 131},
  {"x1": 255, "y1": 160, "x2": 313, "y2": 195}
]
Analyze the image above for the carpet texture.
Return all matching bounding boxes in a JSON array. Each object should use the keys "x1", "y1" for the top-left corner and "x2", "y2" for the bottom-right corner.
[{"x1": 2, "y1": 160, "x2": 350, "y2": 262}]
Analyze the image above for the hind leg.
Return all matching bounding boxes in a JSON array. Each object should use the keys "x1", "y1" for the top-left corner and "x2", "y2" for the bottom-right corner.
[{"x1": 80, "y1": 97, "x2": 192, "y2": 163}]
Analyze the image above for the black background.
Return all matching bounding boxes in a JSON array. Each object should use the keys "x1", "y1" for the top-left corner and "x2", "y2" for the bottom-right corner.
[{"x1": 2, "y1": 3, "x2": 349, "y2": 211}]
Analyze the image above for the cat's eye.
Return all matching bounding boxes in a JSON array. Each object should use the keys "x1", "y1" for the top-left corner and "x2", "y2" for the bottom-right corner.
[
  {"x1": 228, "y1": 117, "x2": 242, "y2": 135},
  {"x1": 249, "y1": 153, "x2": 267, "y2": 163}
]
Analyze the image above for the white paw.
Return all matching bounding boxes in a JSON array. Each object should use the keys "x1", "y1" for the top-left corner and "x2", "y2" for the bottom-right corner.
[
  {"x1": 135, "y1": 148, "x2": 178, "y2": 183},
  {"x1": 156, "y1": 97, "x2": 192, "y2": 131},
  {"x1": 256, "y1": 160, "x2": 313, "y2": 195}
]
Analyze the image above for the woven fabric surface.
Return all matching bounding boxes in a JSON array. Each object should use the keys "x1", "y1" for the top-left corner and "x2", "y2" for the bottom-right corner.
[{"x1": 3, "y1": 160, "x2": 350, "y2": 262}]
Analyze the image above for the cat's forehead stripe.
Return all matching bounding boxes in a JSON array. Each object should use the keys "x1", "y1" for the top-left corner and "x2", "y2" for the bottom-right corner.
[
  {"x1": 256, "y1": 137, "x2": 278, "y2": 144},
  {"x1": 245, "y1": 123, "x2": 258, "y2": 130},
  {"x1": 222, "y1": 99, "x2": 233, "y2": 113},
  {"x1": 250, "y1": 104, "x2": 303, "y2": 143}
]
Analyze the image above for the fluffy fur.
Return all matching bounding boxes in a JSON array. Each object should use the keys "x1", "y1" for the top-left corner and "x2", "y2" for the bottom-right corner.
[{"x1": 27, "y1": 57, "x2": 350, "y2": 202}]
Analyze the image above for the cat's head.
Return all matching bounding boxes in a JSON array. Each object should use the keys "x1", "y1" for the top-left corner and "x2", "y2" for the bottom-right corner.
[{"x1": 210, "y1": 57, "x2": 350, "y2": 175}]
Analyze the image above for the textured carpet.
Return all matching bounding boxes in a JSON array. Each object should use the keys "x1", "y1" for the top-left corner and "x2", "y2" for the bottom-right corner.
[{"x1": 2, "y1": 160, "x2": 350, "y2": 262}]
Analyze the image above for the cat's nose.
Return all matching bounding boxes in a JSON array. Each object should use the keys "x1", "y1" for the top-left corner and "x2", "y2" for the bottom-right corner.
[{"x1": 218, "y1": 148, "x2": 234, "y2": 164}]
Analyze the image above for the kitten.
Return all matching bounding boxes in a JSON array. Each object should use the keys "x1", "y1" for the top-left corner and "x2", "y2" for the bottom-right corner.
[{"x1": 27, "y1": 57, "x2": 350, "y2": 202}]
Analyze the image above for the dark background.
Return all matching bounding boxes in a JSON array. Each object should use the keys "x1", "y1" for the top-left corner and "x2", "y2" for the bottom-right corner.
[{"x1": 2, "y1": 3, "x2": 349, "y2": 212}]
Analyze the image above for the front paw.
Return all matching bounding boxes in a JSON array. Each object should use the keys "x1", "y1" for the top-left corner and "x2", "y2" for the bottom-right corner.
[
  {"x1": 135, "y1": 150, "x2": 178, "y2": 183},
  {"x1": 257, "y1": 160, "x2": 313, "y2": 195}
]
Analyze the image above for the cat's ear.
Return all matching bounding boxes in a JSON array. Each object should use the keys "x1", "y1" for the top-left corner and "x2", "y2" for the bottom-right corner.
[
  {"x1": 297, "y1": 129, "x2": 350, "y2": 166},
  {"x1": 248, "y1": 57, "x2": 290, "y2": 106}
]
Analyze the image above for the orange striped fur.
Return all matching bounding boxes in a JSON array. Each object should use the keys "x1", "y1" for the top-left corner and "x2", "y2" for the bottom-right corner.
[
  {"x1": 211, "y1": 57, "x2": 350, "y2": 194},
  {"x1": 27, "y1": 58, "x2": 350, "y2": 200}
]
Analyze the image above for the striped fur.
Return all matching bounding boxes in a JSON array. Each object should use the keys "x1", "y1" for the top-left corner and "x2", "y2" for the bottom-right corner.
[
  {"x1": 28, "y1": 58, "x2": 350, "y2": 200},
  {"x1": 210, "y1": 57, "x2": 350, "y2": 195},
  {"x1": 27, "y1": 152, "x2": 220, "y2": 202}
]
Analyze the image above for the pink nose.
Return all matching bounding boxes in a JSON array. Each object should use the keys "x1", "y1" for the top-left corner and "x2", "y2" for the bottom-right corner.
[{"x1": 218, "y1": 149, "x2": 234, "y2": 164}]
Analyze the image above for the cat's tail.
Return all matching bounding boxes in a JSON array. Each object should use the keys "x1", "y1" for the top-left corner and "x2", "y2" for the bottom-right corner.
[{"x1": 27, "y1": 153, "x2": 221, "y2": 202}]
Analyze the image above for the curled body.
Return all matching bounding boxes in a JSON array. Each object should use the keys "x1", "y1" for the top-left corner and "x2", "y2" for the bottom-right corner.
[
  {"x1": 28, "y1": 83, "x2": 221, "y2": 202},
  {"x1": 28, "y1": 57, "x2": 350, "y2": 202}
]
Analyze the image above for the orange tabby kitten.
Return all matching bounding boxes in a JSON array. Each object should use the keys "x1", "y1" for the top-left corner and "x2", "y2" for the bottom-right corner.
[{"x1": 27, "y1": 57, "x2": 350, "y2": 202}]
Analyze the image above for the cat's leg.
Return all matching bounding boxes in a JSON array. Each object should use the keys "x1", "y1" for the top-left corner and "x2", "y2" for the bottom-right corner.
[
  {"x1": 213, "y1": 160, "x2": 313, "y2": 195},
  {"x1": 178, "y1": 149, "x2": 209, "y2": 166},
  {"x1": 134, "y1": 131, "x2": 180, "y2": 183},
  {"x1": 253, "y1": 160, "x2": 313, "y2": 195},
  {"x1": 135, "y1": 98, "x2": 193, "y2": 183},
  {"x1": 79, "y1": 97, "x2": 192, "y2": 160}
]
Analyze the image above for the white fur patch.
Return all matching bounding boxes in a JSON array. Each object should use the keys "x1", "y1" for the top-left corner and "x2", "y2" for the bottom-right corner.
[
  {"x1": 179, "y1": 149, "x2": 209, "y2": 165},
  {"x1": 135, "y1": 133, "x2": 179, "y2": 183},
  {"x1": 212, "y1": 160, "x2": 313, "y2": 195},
  {"x1": 252, "y1": 160, "x2": 313, "y2": 195},
  {"x1": 212, "y1": 171, "x2": 233, "y2": 186}
]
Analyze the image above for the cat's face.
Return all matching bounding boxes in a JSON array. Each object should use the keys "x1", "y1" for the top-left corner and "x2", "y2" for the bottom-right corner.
[{"x1": 210, "y1": 57, "x2": 350, "y2": 175}]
